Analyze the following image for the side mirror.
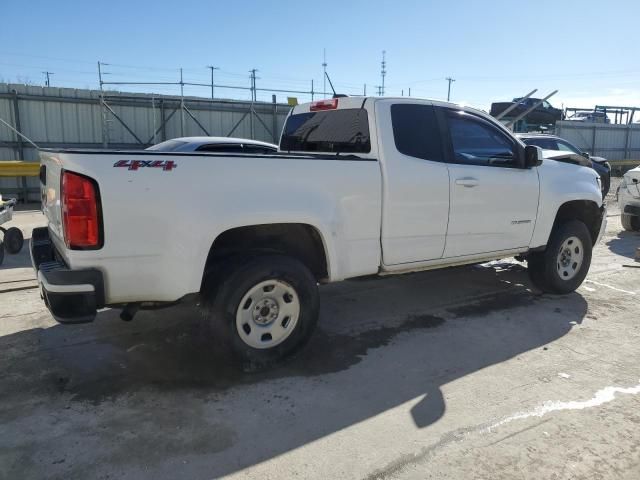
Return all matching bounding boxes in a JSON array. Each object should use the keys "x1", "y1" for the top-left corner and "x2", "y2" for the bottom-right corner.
[
  {"x1": 581, "y1": 151, "x2": 590, "y2": 159},
  {"x1": 524, "y1": 145, "x2": 543, "y2": 168}
]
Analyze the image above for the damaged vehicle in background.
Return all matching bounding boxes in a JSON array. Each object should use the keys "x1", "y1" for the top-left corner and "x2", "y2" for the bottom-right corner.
[
  {"x1": 618, "y1": 166, "x2": 640, "y2": 231},
  {"x1": 566, "y1": 110, "x2": 610, "y2": 124},
  {"x1": 517, "y1": 133, "x2": 611, "y2": 198},
  {"x1": 490, "y1": 97, "x2": 563, "y2": 125}
]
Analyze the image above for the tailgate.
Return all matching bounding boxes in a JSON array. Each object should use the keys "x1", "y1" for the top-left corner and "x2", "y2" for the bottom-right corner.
[{"x1": 39, "y1": 150, "x2": 64, "y2": 241}]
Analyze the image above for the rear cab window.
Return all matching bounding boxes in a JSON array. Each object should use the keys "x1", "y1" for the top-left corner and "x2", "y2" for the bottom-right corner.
[
  {"x1": 196, "y1": 144, "x2": 245, "y2": 153},
  {"x1": 280, "y1": 99, "x2": 371, "y2": 155},
  {"x1": 146, "y1": 139, "x2": 188, "y2": 152},
  {"x1": 390, "y1": 103, "x2": 444, "y2": 161}
]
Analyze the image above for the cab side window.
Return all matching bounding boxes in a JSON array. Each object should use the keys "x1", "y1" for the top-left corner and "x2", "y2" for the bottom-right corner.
[{"x1": 447, "y1": 112, "x2": 517, "y2": 167}]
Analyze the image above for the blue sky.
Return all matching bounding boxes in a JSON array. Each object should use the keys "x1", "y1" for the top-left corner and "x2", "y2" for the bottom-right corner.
[{"x1": 1, "y1": 0, "x2": 639, "y2": 110}]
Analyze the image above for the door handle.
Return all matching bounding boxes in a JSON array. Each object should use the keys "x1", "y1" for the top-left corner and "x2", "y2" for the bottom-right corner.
[{"x1": 455, "y1": 178, "x2": 479, "y2": 188}]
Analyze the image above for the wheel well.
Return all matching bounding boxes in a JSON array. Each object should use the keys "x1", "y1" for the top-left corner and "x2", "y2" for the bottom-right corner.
[
  {"x1": 203, "y1": 223, "x2": 329, "y2": 284},
  {"x1": 553, "y1": 200, "x2": 602, "y2": 244}
]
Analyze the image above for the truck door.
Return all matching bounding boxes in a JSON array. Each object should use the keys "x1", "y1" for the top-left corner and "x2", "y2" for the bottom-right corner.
[
  {"x1": 377, "y1": 100, "x2": 450, "y2": 264},
  {"x1": 441, "y1": 109, "x2": 539, "y2": 258}
]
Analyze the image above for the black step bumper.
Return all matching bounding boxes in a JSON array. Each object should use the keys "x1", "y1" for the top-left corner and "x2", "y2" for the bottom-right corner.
[{"x1": 30, "y1": 227, "x2": 104, "y2": 324}]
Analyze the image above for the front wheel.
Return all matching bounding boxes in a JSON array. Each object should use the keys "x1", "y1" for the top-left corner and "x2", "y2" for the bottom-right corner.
[
  {"x1": 528, "y1": 220, "x2": 593, "y2": 294},
  {"x1": 202, "y1": 255, "x2": 319, "y2": 368}
]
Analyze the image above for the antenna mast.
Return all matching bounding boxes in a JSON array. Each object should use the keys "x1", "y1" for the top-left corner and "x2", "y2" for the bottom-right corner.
[
  {"x1": 380, "y1": 50, "x2": 387, "y2": 96},
  {"x1": 322, "y1": 48, "x2": 328, "y2": 97}
]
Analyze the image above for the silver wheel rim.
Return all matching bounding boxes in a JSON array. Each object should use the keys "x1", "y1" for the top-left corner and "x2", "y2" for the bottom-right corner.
[
  {"x1": 556, "y1": 236, "x2": 584, "y2": 281},
  {"x1": 235, "y1": 279, "x2": 300, "y2": 349}
]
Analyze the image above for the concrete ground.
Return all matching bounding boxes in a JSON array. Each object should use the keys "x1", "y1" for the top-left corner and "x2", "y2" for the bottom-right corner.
[{"x1": 1, "y1": 186, "x2": 639, "y2": 479}]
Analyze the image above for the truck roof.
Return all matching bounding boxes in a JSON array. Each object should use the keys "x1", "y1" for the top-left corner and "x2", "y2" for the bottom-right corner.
[{"x1": 290, "y1": 96, "x2": 494, "y2": 126}]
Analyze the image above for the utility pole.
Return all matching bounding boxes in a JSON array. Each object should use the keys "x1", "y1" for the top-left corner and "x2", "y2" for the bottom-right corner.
[
  {"x1": 446, "y1": 77, "x2": 455, "y2": 101},
  {"x1": 249, "y1": 69, "x2": 258, "y2": 139},
  {"x1": 207, "y1": 65, "x2": 219, "y2": 99},
  {"x1": 322, "y1": 48, "x2": 328, "y2": 98},
  {"x1": 249, "y1": 68, "x2": 258, "y2": 102},
  {"x1": 179, "y1": 68, "x2": 185, "y2": 136},
  {"x1": 42, "y1": 71, "x2": 54, "y2": 87},
  {"x1": 380, "y1": 50, "x2": 387, "y2": 96}
]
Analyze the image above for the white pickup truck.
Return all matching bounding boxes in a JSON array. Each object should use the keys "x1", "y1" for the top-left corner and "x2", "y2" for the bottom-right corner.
[{"x1": 32, "y1": 96, "x2": 606, "y2": 365}]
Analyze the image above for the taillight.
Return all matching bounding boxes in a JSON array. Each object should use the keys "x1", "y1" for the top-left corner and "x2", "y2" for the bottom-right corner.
[
  {"x1": 310, "y1": 98, "x2": 338, "y2": 111},
  {"x1": 61, "y1": 171, "x2": 101, "y2": 249}
]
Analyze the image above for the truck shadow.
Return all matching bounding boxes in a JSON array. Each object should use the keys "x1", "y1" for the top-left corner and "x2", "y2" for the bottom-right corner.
[
  {"x1": 0, "y1": 263, "x2": 587, "y2": 478},
  {"x1": 606, "y1": 231, "x2": 640, "y2": 259}
]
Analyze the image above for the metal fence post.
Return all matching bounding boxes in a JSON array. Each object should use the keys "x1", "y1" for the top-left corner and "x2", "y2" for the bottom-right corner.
[
  {"x1": 11, "y1": 89, "x2": 28, "y2": 201},
  {"x1": 624, "y1": 124, "x2": 631, "y2": 160},
  {"x1": 160, "y1": 99, "x2": 167, "y2": 141},
  {"x1": 591, "y1": 125, "x2": 597, "y2": 155},
  {"x1": 151, "y1": 96, "x2": 157, "y2": 145}
]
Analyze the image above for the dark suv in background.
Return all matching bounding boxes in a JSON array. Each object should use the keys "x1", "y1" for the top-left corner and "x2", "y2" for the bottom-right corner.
[{"x1": 517, "y1": 134, "x2": 611, "y2": 198}]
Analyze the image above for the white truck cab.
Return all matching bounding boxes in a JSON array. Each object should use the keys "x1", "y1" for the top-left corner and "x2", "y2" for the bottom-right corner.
[{"x1": 32, "y1": 96, "x2": 606, "y2": 366}]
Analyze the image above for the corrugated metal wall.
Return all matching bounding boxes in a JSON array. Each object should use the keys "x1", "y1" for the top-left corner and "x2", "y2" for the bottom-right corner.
[
  {"x1": 0, "y1": 83, "x2": 292, "y2": 200},
  {"x1": 555, "y1": 121, "x2": 640, "y2": 161}
]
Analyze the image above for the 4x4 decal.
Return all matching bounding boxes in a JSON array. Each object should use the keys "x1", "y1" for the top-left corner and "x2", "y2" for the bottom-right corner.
[{"x1": 113, "y1": 160, "x2": 177, "y2": 171}]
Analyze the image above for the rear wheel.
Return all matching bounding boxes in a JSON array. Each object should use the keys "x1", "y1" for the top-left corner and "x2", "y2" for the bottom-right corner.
[
  {"x1": 621, "y1": 214, "x2": 640, "y2": 232},
  {"x1": 202, "y1": 255, "x2": 319, "y2": 368},
  {"x1": 528, "y1": 220, "x2": 592, "y2": 294}
]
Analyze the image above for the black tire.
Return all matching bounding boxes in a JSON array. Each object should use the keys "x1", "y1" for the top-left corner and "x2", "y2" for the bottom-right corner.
[
  {"x1": 527, "y1": 220, "x2": 593, "y2": 294},
  {"x1": 621, "y1": 214, "x2": 640, "y2": 232},
  {"x1": 202, "y1": 254, "x2": 319, "y2": 368},
  {"x1": 601, "y1": 175, "x2": 610, "y2": 199},
  {"x1": 0, "y1": 238, "x2": 4, "y2": 265},
  {"x1": 4, "y1": 227, "x2": 24, "y2": 255}
]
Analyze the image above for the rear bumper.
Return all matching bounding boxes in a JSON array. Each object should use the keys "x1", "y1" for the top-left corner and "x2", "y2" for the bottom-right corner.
[{"x1": 30, "y1": 227, "x2": 104, "y2": 324}]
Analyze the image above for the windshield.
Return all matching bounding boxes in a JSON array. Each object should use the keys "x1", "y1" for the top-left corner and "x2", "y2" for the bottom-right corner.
[{"x1": 146, "y1": 139, "x2": 189, "y2": 152}]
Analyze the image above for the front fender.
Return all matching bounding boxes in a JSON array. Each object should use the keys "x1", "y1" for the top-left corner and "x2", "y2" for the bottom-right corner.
[{"x1": 530, "y1": 160, "x2": 602, "y2": 248}]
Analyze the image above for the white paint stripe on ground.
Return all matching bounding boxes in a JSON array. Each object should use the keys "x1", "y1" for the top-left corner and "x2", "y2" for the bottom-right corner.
[
  {"x1": 484, "y1": 381, "x2": 640, "y2": 433},
  {"x1": 584, "y1": 280, "x2": 636, "y2": 295}
]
